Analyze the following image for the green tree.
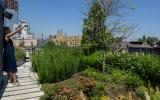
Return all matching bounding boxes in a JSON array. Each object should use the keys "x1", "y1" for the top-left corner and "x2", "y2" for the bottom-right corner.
[
  {"x1": 81, "y1": 0, "x2": 113, "y2": 55},
  {"x1": 146, "y1": 37, "x2": 159, "y2": 45},
  {"x1": 138, "y1": 35, "x2": 147, "y2": 42},
  {"x1": 138, "y1": 35, "x2": 159, "y2": 45},
  {"x1": 157, "y1": 41, "x2": 160, "y2": 46}
]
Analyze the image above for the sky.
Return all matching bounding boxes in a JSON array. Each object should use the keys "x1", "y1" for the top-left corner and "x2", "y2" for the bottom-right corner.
[{"x1": 19, "y1": 0, "x2": 160, "y2": 40}]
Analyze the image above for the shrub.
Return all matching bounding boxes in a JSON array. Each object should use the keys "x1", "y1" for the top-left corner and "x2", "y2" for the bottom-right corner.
[
  {"x1": 110, "y1": 69, "x2": 126, "y2": 84},
  {"x1": 83, "y1": 68, "x2": 109, "y2": 83},
  {"x1": 90, "y1": 81, "x2": 106, "y2": 97},
  {"x1": 80, "y1": 51, "x2": 104, "y2": 70},
  {"x1": 136, "y1": 86, "x2": 160, "y2": 100},
  {"x1": 125, "y1": 72, "x2": 143, "y2": 90},
  {"x1": 41, "y1": 74, "x2": 96, "y2": 100},
  {"x1": 41, "y1": 84, "x2": 58, "y2": 100},
  {"x1": 15, "y1": 48, "x2": 25, "y2": 61},
  {"x1": 105, "y1": 52, "x2": 160, "y2": 85}
]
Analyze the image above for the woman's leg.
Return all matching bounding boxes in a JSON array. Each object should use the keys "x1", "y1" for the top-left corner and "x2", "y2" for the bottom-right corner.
[
  {"x1": 8, "y1": 72, "x2": 13, "y2": 83},
  {"x1": 12, "y1": 72, "x2": 17, "y2": 84}
]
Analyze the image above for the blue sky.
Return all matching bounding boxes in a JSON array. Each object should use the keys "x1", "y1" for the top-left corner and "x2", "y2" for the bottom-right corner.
[{"x1": 19, "y1": 0, "x2": 160, "y2": 40}]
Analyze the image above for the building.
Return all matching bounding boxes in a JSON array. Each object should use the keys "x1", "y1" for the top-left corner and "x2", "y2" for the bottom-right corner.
[
  {"x1": 14, "y1": 20, "x2": 33, "y2": 39},
  {"x1": 4, "y1": 0, "x2": 18, "y2": 31},
  {"x1": 4, "y1": 0, "x2": 18, "y2": 11},
  {"x1": 12, "y1": 20, "x2": 38, "y2": 48},
  {"x1": 13, "y1": 38, "x2": 37, "y2": 48},
  {"x1": 50, "y1": 30, "x2": 81, "y2": 47},
  {"x1": 118, "y1": 41, "x2": 160, "y2": 55}
]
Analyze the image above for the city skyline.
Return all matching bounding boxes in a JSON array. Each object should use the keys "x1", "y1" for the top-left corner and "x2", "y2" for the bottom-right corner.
[{"x1": 19, "y1": 0, "x2": 160, "y2": 40}]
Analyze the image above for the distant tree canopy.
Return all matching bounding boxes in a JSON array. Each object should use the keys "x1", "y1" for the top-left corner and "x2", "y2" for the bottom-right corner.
[
  {"x1": 138, "y1": 35, "x2": 159, "y2": 46},
  {"x1": 157, "y1": 41, "x2": 160, "y2": 46}
]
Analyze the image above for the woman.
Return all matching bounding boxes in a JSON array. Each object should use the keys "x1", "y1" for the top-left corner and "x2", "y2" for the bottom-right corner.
[{"x1": 3, "y1": 24, "x2": 27, "y2": 86}]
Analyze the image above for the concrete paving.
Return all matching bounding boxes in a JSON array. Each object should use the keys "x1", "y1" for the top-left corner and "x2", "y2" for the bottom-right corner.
[{"x1": 0, "y1": 62, "x2": 44, "y2": 100}]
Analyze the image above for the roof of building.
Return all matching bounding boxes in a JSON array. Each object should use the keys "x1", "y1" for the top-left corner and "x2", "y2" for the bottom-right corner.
[{"x1": 128, "y1": 44, "x2": 153, "y2": 48}]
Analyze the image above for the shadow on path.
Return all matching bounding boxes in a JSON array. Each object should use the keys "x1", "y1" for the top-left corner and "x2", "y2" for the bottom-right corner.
[
  {"x1": 16, "y1": 59, "x2": 25, "y2": 67},
  {"x1": 0, "y1": 74, "x2": 8, "y2": 99},
  {"x1": 0, "y1": 60, "x2": 25, "y2": 99}
]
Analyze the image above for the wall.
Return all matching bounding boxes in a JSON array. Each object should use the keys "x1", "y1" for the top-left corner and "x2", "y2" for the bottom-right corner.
[
  {"x1": 12, "y1": 38, "x2": 38, "y2": 47},
  {"x1": 0, "y1": 1, "x2": 4, "y2": 88},
  {"x1": 51, "y1": 33, "x2": 82, "y2": 47}
]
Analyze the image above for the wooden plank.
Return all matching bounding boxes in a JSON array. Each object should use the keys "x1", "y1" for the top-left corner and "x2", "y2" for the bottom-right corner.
[
  {"x1": 6, "y1": 81, "x2": 38, "y2": 88},
  {"x1": 1, "y1": 84, "x2": 39, "y2": 92},
  {"x1": 25, "y1": 97, "x2": 40, "y2": 100},
  {"x1": 2, "y1": 88, "x2": 41, "y2": 97},
  {"x1": 1, "y1": 92, "x2": 43, "y2": 100},
  {"x1": 3, "y1": 78, "x2": 37, "y2": 83},
  {"x1": 1, "y1": 62, "x2": 44, "y2": 100}
]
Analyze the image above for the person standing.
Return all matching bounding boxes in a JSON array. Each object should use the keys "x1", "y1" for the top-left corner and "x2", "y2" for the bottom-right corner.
[{"x1": 3, "y1": 24, "x2": 27, "y2": 86}]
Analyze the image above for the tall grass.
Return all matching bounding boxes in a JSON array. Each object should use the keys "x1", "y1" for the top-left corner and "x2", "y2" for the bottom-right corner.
[
  {"x1": 15, "y1": 48, "x2": 25, "y2": 61},
  {"x1": 32, "y1": 42, "x2": 82, "y2": 83}
]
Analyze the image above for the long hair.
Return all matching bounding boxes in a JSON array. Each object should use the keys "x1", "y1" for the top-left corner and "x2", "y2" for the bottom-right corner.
[
  {"x1": 3, "y1": 27, "x2": 11, "y2": 35},
  {"x1": 3, "y1": 27, "x2": 13, "y2": 45}
]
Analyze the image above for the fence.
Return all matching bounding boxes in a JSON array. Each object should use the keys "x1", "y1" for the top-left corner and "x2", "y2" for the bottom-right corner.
[
  {"x1": 29, "y1": 42, "x2": 160, "y2": 56},
  {"x1": 128, "y1": 46, "x2": 160, "y2": 56}
]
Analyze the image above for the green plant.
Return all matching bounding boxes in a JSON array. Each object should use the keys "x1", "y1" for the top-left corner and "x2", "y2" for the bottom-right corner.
[
  {"x1": 90, "y1": 81, "x2": 106, "y2": 97},
  {"x1": 32, "y1": 43, "x2": 82, "y2": 83},
  {"x1": 105, "y1": 52, "x2": 160, "y2": 85},
  {"x1": 15, "y1": 48, "x2": 25, "y2": 60},
  {"x1": 125, "y1": 72, "x2": 143, "y2": 90},
  {"x1": 110, "y1": 69, "x2": 126, "y2": 84},
  {"x1": 83, "y1": 68, "x2": 109, "y2": 83},
  {"x1": 80, "y1": 51, "x2": 104, "y2": 70},
  {"x1": 41, "y1": 74, "x2": 96, "y2": 100},
  {"x1": 81, "y1": 0, "x2": 115, "y2": 55},
  {"x1": 136, "y1": 86, "x2": 160, "y2": 100}
]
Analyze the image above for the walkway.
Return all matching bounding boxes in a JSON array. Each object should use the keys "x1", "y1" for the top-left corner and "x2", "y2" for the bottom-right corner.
[{"x1": 0, "y1": 62, "x2": 44, "y2": 100}]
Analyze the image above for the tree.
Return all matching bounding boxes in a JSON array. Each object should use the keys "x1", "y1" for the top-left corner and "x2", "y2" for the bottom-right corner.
[
  {"x1": 138, "y1": 35, "x2": 159, "y2": 46},
  {"x1": 146, "y1": 37, "x2": 159, "y2": 45},
  {"x1": 82, "y1": 0, "x2": 135, "y2": 55},
  {"x1": 81, "y1": 0, "x2": 108, "y2": 55},
  {"x1": 138, "y1": 35, "x2": 147, "y2": 43},
  {"x1": 100, "y1": 0, "x2": 136, "y2": 41},
  {"x1": 157, "y1": 41, "x2": 160, "y2": 46}
]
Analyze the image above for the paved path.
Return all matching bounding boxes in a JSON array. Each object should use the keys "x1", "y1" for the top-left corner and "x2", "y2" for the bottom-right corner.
[{"x1": 0, "y1": 62, "x2": 44, "y2": 100}]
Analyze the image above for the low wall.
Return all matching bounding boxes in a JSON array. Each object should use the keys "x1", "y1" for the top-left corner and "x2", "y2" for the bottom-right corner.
[
  {"x1": 12, "y1": 38, "x2": 38, "y2": 47},
  {"x1": 128, "y1": 46, "x2": 160, "y2": 55}
]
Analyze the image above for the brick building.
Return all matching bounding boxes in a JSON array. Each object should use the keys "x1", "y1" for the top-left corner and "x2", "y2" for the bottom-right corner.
[
  {"x1": 4, "y1": 0, "x2": 18, "y2": 31},
  {"x1": 4, "y1": 0, "x2": 18, "y2": 11},
  {"x1": 13, "y1": 38, "x2": 37, "y2": 48},
  {"x1": 50, "y1": 30, "x2": 81, "y2": 47}
]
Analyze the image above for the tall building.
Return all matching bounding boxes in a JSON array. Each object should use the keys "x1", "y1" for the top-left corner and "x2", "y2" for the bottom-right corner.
[
  {"x1": 16, "y1": 20, "x2": 32, "y2": 39},
  {"x1": 50, "y1": 30, "x2": 82, "y2": 47},
  {"x1": 4, "y1": 0, "x2": 18, "y2": 31},
  {"x1": 4, "y1": 0, "x2": 18, "y2": 11},
  {"x1": 12, "y1": 20, "x2": 38, "y2": 48}
]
